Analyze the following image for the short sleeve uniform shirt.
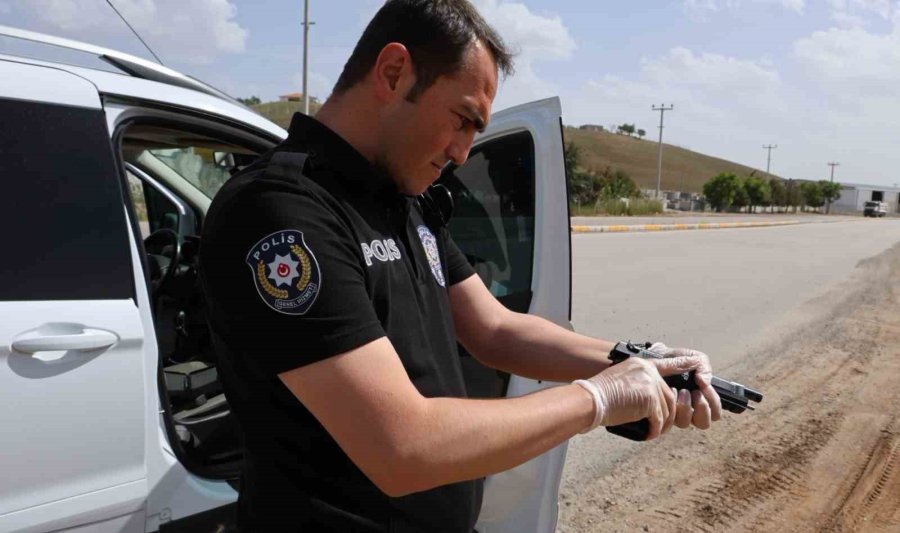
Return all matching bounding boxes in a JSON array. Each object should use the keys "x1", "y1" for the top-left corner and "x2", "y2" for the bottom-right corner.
[{"x1": 200, "y1": 113, "x2": 480, "y2": 533}]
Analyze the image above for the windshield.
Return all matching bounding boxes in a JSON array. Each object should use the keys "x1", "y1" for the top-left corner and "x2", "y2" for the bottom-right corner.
[{"x1": 149, "y1": 148, "x2": 234, "y2": 199}]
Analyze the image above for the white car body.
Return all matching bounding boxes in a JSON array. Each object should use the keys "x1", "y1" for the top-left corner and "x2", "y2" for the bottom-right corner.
[
  {"x1": 863, "y1": 200, "x2": 887, "y2": 217},
  {"x1": 0, "y1": 26, "x2": 573, "y2": 533}
]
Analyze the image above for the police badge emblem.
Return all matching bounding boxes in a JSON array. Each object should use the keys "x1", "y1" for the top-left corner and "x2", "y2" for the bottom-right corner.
[
  {"x1": 416, "y1": 225, "x2": 445, "y2": 287},
  {"x1": 246, "y1": 230, "x2": 321, "y2": 315}
]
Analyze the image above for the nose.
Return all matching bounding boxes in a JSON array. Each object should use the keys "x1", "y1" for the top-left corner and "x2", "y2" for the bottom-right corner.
[{"x1": 446, "y1": 130, "x2": 476, "y2": 166}]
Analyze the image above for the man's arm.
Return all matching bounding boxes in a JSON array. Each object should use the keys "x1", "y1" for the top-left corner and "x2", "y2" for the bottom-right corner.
[
  {"x1": 278, "y1": 337, "x2": 598, "y2": 497},
  {"x1": 449, "y1": 274, "x2": 616, "y2": 382},
  {"x1": 449, "y1": 274, "x2": 722, "y2": 428}
]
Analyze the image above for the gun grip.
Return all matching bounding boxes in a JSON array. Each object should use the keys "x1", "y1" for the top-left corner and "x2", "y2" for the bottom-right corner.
[
  {"x1": 606, "y1": 419, "x2": 650, "y2": 441},
  {"x1": 605, "y1": 373, "x2": 695, "y2": 441}
]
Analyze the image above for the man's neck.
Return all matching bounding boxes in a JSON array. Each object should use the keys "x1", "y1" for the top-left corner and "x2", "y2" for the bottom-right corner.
[{"x1": 315, "y1": 92, "x2": 380, "y2": 166}]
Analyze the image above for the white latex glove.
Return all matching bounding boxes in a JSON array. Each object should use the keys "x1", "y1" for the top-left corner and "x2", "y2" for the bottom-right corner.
[
  {"x1": 575, "y1": 356, "x2": 677, "y2": 440},
  {"x1": 645, "y1": 342, "x2": 723, "y2": 429}
]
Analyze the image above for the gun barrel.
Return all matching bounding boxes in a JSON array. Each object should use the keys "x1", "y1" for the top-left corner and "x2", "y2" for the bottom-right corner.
[{"x1": 744, "y1": 388, "x2": 763, "y2": 403}]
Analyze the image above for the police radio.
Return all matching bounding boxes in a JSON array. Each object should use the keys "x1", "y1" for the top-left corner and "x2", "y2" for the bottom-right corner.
[{"x1": 417, "y1": 184, "x2": 455, "y2": 231}]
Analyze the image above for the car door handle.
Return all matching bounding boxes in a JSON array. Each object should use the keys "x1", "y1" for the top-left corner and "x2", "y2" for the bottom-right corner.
[{"x1": 11, "y1": 323, "x2": 119, "y2": 354}]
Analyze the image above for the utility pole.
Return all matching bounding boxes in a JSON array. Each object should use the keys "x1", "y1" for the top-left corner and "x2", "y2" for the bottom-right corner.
[
  {"x1": 828, "y1": 161, "x2": 840, "y2": 182},
  {"x1": 302, "y1": 0, "x2": 315, "y2": 115},
  {"x1": 652, "y1": 104, "x2": 674, "y2": 198},
  {"x1": 827, "y1": 162, "x2": 840, "y2": 215},
  {"x1": 762, "y1": 144, "x2": 778, "y2": 180}
]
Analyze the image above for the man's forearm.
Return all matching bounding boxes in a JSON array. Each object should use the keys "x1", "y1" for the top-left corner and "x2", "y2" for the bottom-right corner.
[
  {"x1": 391, "y1": 382, "x2": 594, "y2": 496},
  {"x1": 471, "y1": 310, "x2": 616, "y2": 382}
]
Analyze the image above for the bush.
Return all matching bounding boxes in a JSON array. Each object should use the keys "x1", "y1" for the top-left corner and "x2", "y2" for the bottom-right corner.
[
  {"x1": 594, "y1": 166, "x2": 639, "y2": 200},
  {"x1": 800, "y1": 181, "x2": 825, "y2": 209},
  {"x1": 703, "y1": 173, "x2": 743, "y2": 212},
  {"x1": 744, "y1": 176, "x2": 771, "y2": 212}
]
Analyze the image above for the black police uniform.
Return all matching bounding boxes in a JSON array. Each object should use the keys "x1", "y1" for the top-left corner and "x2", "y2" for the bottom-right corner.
[{"x1": 199, "y1": 113, "x2": 483, "y2": 533}]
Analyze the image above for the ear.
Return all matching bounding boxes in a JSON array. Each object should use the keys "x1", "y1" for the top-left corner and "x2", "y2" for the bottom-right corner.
[{"x1": 372, "y1": 42, "x2": 416, "y2": 103}]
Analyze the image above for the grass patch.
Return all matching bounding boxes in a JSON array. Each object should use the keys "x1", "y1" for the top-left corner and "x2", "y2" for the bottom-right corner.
[
  {"x1": 627, "y1": 198, "x2": 665, "y2": 215},
  {"x1": 570, "y1": 198, "x2": 664, "y2": 216}
]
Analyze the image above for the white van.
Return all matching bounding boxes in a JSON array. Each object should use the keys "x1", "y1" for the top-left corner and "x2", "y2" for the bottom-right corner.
[
  {"x1": 863, "y1": 200, "x2": 887, "y2": 217},
  {"x1": 0, "y1": 25, "x2": 572, "y2": 533}
]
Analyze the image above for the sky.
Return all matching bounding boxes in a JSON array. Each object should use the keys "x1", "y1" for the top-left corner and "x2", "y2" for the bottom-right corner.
[{"x1": 2, "y1": 0, "x2": 899, "y2": 186}]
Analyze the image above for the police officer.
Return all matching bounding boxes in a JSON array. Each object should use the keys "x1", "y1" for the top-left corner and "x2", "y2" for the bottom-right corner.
[{"x1": 199, "y1": 1, "x2": 722, "y2": 532}]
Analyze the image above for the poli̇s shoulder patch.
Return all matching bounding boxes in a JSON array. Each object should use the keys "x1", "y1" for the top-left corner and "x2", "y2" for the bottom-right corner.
[
  {"x1": 245, "y1": 230, "x2": 321, "y2": 315},
  {"x1": 416, "y1": 225, "x2": 445, "y2": 287}
]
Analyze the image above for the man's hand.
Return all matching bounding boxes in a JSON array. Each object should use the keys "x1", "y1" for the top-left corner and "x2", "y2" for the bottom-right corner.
[
  {"x1": 646, "y1": 343, "x2": 723, "y2": 430},
  {"x1": 580, "y1": 357, "x2": 678, "y2": 440},
  {"x1": 576, "y1": 343, "x2": 724, "y2": 440}
]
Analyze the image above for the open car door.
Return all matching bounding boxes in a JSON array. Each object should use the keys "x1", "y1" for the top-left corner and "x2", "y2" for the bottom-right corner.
[{"x1": 439, "y1": 97, "x2": 572, "y2": 533}]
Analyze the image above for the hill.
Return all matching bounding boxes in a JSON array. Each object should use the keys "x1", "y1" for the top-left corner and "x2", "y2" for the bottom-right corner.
[
  {"x1": 248, "y1": 103, "x2": 771, "y2": 194},
  {"x1": 251, "y1": 100, "x2": 322, "y2": 129},
  {"x1": 563, "y1": 126, "x2": 782, "y2": 193}
]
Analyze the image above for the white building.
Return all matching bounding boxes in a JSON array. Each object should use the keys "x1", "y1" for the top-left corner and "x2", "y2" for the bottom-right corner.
[{"x1": 831, "y1": 182, "x2": 900, "y2": 214}]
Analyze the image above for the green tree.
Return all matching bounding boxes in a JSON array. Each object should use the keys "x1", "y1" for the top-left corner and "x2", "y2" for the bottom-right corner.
[
  {"x1": 703, "y1": 173, "x2": 743, "y2": 212},
  {"x1": 786, "y1": 180, "x2": 803, "y2": 213},
  {"x1": 564, "y1": 141, "x2": 596, "y2": 205},
  {"x1": 238, "y1": 95, "x2": 262, "y2": 106},
  {"x1": 800, "y1": 181, "x2": 825, "y2": 211},
  {"x1": 819, "y1": 180, "x2": 843, "y2": 214},
  {"x1": 564, "y1": 141, "x2": 581, "y2": 183},
  {"x1": 618, "y1": 123, "x2": 636, "y2": 137},
  {"x1": 732, "y1": 181, "x2": 749, "y2": 212},
  {"x1": 569, "y1": 174, "x2": 597, "y2": 205},
  {"x1": 637, "y1": 128, "x2": 646, "y2": 139},
  {"x1": 769, "y1": 178, "x2": 786, "y2": 210},
  {"x1": 593, "y1": 166, "x2": 639, "y2": 200},
  {"x1": 744, "y1": 176, "x2": 772, "y2": 214}
]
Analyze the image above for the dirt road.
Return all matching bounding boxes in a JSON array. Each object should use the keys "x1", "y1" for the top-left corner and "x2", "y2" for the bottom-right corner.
[{"x1": 558, "y1": 240, "x2": 900, "y2": 532}]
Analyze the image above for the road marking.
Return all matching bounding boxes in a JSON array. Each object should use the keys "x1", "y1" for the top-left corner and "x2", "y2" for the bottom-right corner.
[{"x1": 571, "y1": 220, "x2": 804, "y2": 234}]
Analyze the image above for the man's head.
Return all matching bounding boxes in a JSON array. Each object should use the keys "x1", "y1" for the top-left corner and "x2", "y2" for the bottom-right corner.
[{"x1": 324, "y1": 0, "x2": 514, "y2": 194}]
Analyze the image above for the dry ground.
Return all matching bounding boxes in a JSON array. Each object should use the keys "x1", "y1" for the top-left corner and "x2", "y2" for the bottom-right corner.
[{"x1": 558, "y1": 241, "x2": 900, "y2": 533}]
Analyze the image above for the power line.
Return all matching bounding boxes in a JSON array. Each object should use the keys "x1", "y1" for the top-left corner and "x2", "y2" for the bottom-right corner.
[
  {"x1": 652, "y1": 104, "x2": 674, "y2": 198},
  {"x1": 105, "y1": 0, "x2": 163, "y2": 65}
]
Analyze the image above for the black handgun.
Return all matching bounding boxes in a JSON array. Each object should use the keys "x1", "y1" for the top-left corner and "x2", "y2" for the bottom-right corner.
[{"x1": 605, "y1": 342, "x2": 763, "y2": 441}]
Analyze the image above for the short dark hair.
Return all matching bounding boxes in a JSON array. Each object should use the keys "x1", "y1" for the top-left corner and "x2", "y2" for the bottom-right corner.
[{"x1": 333, "y1": 0, "x2": 514, "y2": 101}]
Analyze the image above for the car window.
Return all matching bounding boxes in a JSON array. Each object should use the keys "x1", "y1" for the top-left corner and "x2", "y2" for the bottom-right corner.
[
  {"x1": 0, "y1": 98, "x2": 133, "y2": 301},
  {"x1": 127, "y1": 173, "x2": 152, "y2": 240},
  {"x1": 440, "y1": 131, "x2": 536, "y2": 302},
  {"x1": 127, "y1": 171, "x2": 187, "y2": 239},
  {"x1": 439, "y1": 131, "x2": 536, "y2": 400},
  {"x1": 149, "y1": 147, "x2": 235, "y2": 199}
]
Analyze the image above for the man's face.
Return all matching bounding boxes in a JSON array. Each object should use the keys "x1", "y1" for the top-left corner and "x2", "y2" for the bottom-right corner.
[{"x1": 377, "y1": 41, "x2": 498, "y2": 195}]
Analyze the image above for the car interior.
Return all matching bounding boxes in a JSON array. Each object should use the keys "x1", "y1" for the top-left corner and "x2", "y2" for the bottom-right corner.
[{"x1": 120, "y1": 122, "x2": 269, "y2": 478}]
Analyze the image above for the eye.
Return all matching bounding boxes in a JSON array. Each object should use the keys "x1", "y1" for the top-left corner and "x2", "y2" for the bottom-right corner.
[{"x1": 454, "y1": 112, "x2": 471, "y2": 131}]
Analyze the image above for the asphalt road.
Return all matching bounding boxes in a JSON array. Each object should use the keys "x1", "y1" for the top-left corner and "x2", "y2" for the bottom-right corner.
[
  {"x1": 570, "y1": 213, "x2": 861, "y2": 227},
  {"x1": 569, "y1": 217, "x2": 900, "y2": 369},
  {"x1": 558, "y1": 217, "x2": 900, "y2": 531}
]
